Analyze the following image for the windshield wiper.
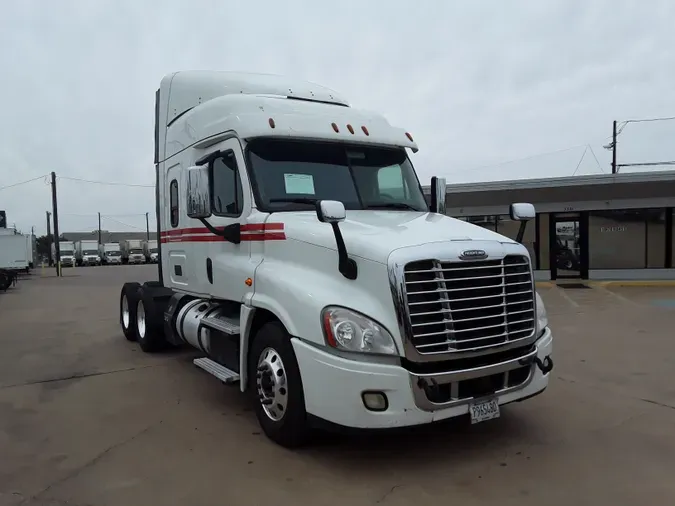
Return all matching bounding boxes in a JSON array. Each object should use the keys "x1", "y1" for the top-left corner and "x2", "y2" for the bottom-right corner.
[
  {"x1": 269, "y1": 197, "x2": 318, "y2": 206},
  {"x1": 365, "y1": 203, "x2": 421, "y2": 211}
]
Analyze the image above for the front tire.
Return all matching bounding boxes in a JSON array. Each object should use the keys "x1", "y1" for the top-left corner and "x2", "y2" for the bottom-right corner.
[{"x1": 249, "y1": 321, "x2": 310, "y2": 448}]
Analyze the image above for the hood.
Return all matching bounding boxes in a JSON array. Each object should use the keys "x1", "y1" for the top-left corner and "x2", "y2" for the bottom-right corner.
[{"x1": 271, "y1": 211, "x2": 516, "y2": 263}]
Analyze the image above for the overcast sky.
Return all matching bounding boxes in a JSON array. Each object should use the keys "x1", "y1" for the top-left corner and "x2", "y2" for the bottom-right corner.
[{"x1": 1, "y1": 0, "x2": 674, "y2": 235}]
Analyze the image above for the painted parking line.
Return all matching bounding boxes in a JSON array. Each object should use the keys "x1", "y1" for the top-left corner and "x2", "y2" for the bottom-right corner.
[{"x1": 554, "y1": 286, "x2": 580, "y2": 307}]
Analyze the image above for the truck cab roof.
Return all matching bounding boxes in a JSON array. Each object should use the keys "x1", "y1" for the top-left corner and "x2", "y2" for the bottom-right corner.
[{"x1": 157, "y1": 71, "x2": 418, "y2": 163}]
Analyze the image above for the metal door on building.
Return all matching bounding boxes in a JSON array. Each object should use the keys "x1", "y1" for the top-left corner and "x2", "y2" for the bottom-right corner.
[{"x1": 549, "y1": 212, "x2": 589, "y2": 280}]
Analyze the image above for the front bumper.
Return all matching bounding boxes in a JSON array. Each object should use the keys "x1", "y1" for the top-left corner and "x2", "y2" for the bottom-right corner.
[
  {"x1": 128, "y1": 256, "x2": 146, "y2": 264},
  {"x1": 292, "y1": 328, "x2": 553, "y2": 429}
]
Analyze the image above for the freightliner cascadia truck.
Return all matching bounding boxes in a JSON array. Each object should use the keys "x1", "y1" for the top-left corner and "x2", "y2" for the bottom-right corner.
[{"x1": 119, "y1": 71, "x2": 553, "y2": 448}]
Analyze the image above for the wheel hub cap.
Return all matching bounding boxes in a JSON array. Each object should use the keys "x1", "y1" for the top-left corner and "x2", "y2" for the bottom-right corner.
[
  {"x1": 256, "y1": 347, "x2": 287, "y2": 422},
  {"x1": 137, "y1": 301, "x2": 146, "y2": 339},
  {"x1": 122, "y1": 294, "x2": 130, "y2": 328}
]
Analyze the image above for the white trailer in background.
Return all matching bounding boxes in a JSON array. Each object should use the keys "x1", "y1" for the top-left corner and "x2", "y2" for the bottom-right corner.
[
  {"x1": 52, "y1": 241, "x2": 76, "y2": 267},
  {"x1": 120, "y1": 239, "x2": 146, "y2": 264},
  {"x1": 143, "y1": 239, "x2": 158, "y2": 263},
  {"x1": 75, "y1": 239, "x2": 101, "y2": 266},
  {"x1": 100, "y1": 242, "x2": 123, "y2": 265},
  {"x1": 0, "y1": 234, "x2": 28, "y2": 271},
  {"x1": 25, "y1": 234, "x2": 36, "y2": 269}
]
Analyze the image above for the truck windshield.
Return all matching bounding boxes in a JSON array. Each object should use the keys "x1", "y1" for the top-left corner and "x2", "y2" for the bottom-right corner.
[
  {"x1": 247, "y1": 139, "x2": 429, "y2": 212},
  {"x1": 107, "y1": 251, "x2": 121, "y2": 256},
  {"x1": 130, "y1": 249, "x2": 143, "y2": 254},
  {"x1": 83, "y1": 250, "x2": 98, "y2": 255},
  {"x1": 150, "y1": 248, "x2": 158, "y2": 253},
  {"x1": 61, "y1": 249, "x2": 74, "y2": 255}
]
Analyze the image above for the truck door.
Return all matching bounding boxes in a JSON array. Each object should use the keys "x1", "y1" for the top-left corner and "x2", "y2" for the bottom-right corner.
[
  {"x1": 202, "y1": 138, "x2": 254, "y2": 301},
  {"x1": 165, "y1": 163, "x2": 191, "y2": 288}
]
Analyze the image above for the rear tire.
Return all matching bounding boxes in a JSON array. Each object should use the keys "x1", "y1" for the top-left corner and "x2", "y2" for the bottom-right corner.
[
  {"x1": 248, "y1": 321, "x2": 310, "y2": 448},
  {"x1": 120, "y1": 282, "x2": 141, "y2": 341},
  {"x1": 135, "y1": 287, "x2": 168, "y2": 353}
]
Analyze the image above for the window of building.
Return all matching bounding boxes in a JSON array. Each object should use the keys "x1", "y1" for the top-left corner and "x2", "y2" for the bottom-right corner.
[
  {"x1": 647, "y1": 209, "x2": 667, "y2": 268},
  {"x1": 588, "y1": 208, "x2": 666, "y2": 269},
  {"x1": 211, "y1": 152, "x2": 244, "y2": 216},
  {"x1": 669, "y1": 208, "x2": 675, "y2": 268},
  {"x1": 496, "y1": 215, "x2": 536, "y2": 265},
  {"x1": 464, "y1": 215, "x2": 498, "y2": 231},
  {"x1": 169, "y1": 179, "x2": 179, "y2": 228},
  {"x1": 538, "y1": 213, "x2": 550, "y2": 270}
]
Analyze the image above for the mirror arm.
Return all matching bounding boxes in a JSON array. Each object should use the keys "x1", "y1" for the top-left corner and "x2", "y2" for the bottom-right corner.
[
  {"x1": 516, "y1": 221, "x2": 527, "y2": 244},
  {"x1": 198, "y1": 218, "x2": 241, "y2": 245},
  {"x1": 330, "y1": 223, "x2": 357, "y2": 280}
]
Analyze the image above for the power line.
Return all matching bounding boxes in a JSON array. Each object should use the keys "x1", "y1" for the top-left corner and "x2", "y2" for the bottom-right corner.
[
  {"x1": 60, "y1": 212, "x2": 150, "y2": 218},
  {"x1": 587, "y1": 145, "x2": 605, "y2": 174},
  {"x1": 623, "y1": 115, "x2": 675, "y2": 124},
  {"x1": 57, "y1": 176, "x2": 153, "y2": 188},
  {"x1": 0, "y1": 174, "x2": 50, "y2": 191},
  {"x1": 102, "y1": 215, "x2": 145, "y2": 231}
]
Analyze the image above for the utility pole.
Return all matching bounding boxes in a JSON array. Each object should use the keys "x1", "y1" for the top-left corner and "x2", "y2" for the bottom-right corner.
[
  {"x1": 46, "y1": 211, "x2": 52, "y2": 266},
  {"x1": 98, "y1": 212, "x2": 102, "y2": 245},
  {"x1": 51, "y1": 172, "x2": 61, "y2": 277},
  {"x1": 145, "y1": 212, "x2": 150, "y2": 240},
  {"x1": 611, "y1": 120, "x2": 617, "y2": 174}
]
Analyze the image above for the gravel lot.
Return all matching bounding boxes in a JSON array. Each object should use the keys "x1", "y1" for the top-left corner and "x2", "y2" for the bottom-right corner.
[{"x1": 1, "y1": 265, "x2": 675, "y2": 505}]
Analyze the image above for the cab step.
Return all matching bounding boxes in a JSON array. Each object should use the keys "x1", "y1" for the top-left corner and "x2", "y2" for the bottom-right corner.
[
  {"x1": 193, "y1": 357, "x2": 240, "y2": 384},
  {"x1": 201, "y1": 316, "x2": 240, "y2": 336}
]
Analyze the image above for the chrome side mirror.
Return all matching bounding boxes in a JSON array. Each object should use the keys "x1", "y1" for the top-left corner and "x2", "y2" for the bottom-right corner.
[
  {"x1": 186, "y1": 165, "x2": 211, "y2": 219},
  {"x1": 510, "y1": 202, "x2": 536, "y2": 221},
  {"x1": 430, "y1": 176, "x2": 446, "y2": 214},
  {"x1": 316, "y1": 200, "x2": 346, "y2": 224}
]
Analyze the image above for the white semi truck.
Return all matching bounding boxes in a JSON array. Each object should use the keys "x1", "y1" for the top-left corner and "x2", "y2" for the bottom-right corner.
[
  {"x1": 52, "y1": 240, "x2": 76, "y2": 267},
  {"x1": 75, "y1": 239, "x2": 101, "y2": 266},
  {"x1": 143, "y1": 239, "x2": 158, "y2": 263},
  {"x1": 119, "y1": 71, "x2": 553, "y2": 448},
  {"x1": 100, "y1": 242, "x2": 123, "y2": 265},
  {"x1": 120, "y1": 239, "x2": 146, "y2": 264}
]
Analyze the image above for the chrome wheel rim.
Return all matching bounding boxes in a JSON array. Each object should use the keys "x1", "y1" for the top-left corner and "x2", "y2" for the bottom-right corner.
[
  {"x1": 256, "y1": 347, "x2": 288, "y2": 422},
  {"x1": 122, "y1": 294, "x2": 130, "y2": 329},
  {"x1": 137, "y1": 300, "x2": 146, "y2": 339}
]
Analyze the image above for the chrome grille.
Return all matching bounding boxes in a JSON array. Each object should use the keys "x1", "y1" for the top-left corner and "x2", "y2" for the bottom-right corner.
[{"x1": 403, "y1": 255, "x2": 535, "y2": 354}]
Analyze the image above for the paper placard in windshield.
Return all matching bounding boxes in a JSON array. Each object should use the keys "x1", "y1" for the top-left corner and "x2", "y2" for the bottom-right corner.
[{"x1": 284, "y1": 173, "x2": 315, "y2": 195}]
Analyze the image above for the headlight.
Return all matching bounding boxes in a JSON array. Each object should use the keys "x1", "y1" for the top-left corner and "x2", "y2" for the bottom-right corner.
[
  {"x1": 321, "y1": 306, "x2": 398, "y2": 355},
  {"x1": 535, "y1": 292, "x2": 548, "y2": 336}
]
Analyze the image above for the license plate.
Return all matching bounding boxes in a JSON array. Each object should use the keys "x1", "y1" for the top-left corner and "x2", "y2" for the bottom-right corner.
[{"x1": 469, "y1": 398, "x2": 500, "y2": 424}]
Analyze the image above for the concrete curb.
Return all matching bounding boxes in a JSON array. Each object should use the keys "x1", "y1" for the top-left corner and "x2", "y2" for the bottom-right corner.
[
  {"x1": 588, "y1": 280, "x2": 675, "y2": 288},
  {"x1": 536, "y1": 280, "x2": 675, "y2": 288}
]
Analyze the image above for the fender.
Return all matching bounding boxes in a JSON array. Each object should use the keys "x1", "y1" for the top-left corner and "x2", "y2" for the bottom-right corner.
[
  {"x1": 239, "y1": 300, "x2": 256, "y2": 392},
  {"x1": 250, "y1": 254, "x2": 400, "y2": 349}
]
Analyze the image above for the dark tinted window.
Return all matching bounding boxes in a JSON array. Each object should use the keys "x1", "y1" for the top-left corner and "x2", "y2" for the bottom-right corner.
[
  {"x1": 212, "y1": 152, "x2": 244, "y2": 216},
  {"x1": 170, "y1": 179, "x2": 179, "y2": 227}
]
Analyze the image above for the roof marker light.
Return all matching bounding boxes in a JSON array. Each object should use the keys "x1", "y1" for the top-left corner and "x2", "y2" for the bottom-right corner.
[
  {"x1": 405, "y1": 132, "x2": 414, "y2": 142},
  {"x1": 331, "y1": 122, "x2": 339, "y2": 133},
  {"x1": 269, "y1": 118, "x2": 276, "y2": 128},
  {"x1": 361, "y1": 126, "x2": 369, "y2": 136}
]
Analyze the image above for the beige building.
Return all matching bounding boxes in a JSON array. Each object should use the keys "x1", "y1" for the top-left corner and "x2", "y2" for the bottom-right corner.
[{"x1": 425, "y1": 170, "x2": 675, "y2": 281}]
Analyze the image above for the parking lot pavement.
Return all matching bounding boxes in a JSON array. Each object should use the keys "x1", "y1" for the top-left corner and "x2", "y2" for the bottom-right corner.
[{"x1": 1, "y1": 267, "x2": 675, "y2": 506}]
